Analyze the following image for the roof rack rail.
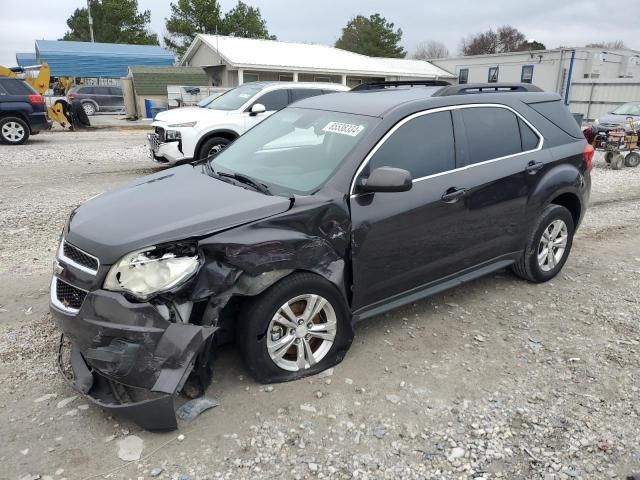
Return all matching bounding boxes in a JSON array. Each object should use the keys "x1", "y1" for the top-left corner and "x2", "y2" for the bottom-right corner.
[
  {"x1": 433, "y1": 83, "x2": 543, "y2": 96},
  {"x1": 351, "y1": 80, "x2": 451, "y2": 91}
]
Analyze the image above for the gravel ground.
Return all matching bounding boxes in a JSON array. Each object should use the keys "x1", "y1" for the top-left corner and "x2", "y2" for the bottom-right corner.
[{"x1": 1, "y1": 130, "x2": 639, "y2": 480}]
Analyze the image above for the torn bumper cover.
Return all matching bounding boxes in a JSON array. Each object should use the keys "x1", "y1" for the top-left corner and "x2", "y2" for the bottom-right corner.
[{"x1": 50, "y1": 288, "x2": 216, "y2": 431}]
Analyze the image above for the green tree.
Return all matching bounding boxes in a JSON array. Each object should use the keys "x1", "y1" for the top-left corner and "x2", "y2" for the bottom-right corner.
[
  {"x1": 335, "y1": 14, "x2": 406, "y2": 58},
  {"x1": 163, "y1": 0, "x2": 223, "y2": 56},
  {"x1": 223, "y1": 1, "x2": 276, "y2": 40},
  {"x1": 62, "y1": 0, "x2": 158, "y2": 45},
  {"x1": 164, "y1": 0, "x2": 275, "y2": 57}
]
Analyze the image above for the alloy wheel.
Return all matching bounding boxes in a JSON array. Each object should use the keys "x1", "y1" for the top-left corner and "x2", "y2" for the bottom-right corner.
[
  {"x1": 1, "y1": 121, "x2": 25, "y2": 143},
  {"x1": 208, "y1": 143, "x2": 226, "y2": 156},
  {"x1": 266, "y1": 294, "x2": 337, "y2": 372},
  {"x1": 82, "y1": 103, "x2": 96, "y2": 115},
  {"x1": 537, "y1": 219, "x2": 568, "y2": 272}
]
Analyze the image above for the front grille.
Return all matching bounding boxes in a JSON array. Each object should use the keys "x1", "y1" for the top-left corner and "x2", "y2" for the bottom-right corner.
[
  {"x1": 63, "y1": 241, "x2": 99, "y2": 271},
  {"x1": 154, "y1": 126, "x2": 165, "y2": 142},
  {"x1": 148, "y1": 133, "x2": 161, "y2": 152},
  {"x1": 56, "y1": 279, "x2": 87, "y2": 311}
]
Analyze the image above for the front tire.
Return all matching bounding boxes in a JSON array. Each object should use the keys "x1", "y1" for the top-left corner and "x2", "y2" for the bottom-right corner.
[
  {"x1": 198, "y1": 136, "x2": 231, "y2": 160},
  {"x1": 0, "y1": 116, "x2": 30, "y2": 145},
  {"x1": 81, "y1": 102, "x2": 96, "y2": 116},
  {"x1": 238, "y1": 272, "x2": 353, "y2": 383},
  {"x1": 512, "y1": 204, "x2": 575, "y2": 283},
  {"x1": 625, "y1": 152, "x2": 640, "y2": 168}
]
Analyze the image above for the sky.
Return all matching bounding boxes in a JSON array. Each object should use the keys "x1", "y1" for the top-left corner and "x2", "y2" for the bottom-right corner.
[{"x1": 0, "y1": 0, "x2": 638, "y2": 66}]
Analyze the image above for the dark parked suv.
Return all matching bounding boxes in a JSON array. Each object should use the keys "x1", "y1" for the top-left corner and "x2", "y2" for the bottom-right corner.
[
  {"x1": 50, "y1": 82, "x2": 592, "y2": 430},
  {"x1": 0, "y1": 76, "x2": 51, "y2": 145},
  {"x1": 67, "y1": 85, "x2": 124, "y2": 116}
]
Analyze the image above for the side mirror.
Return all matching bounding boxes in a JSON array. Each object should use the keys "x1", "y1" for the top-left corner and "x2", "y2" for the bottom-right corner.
[
  {"x1": 357, "y1": 167, "x2": 413, "y2": 193},
  {"x1": 250, "y1": 103, "x2": 266, "y2": 116}
]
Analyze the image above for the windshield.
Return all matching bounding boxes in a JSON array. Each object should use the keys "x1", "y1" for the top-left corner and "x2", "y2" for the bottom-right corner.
[
  {"x1": 612, "y1": 103, "x2": 640, "y2": 116},
  {"x1": 197, "y1": 93, "x2": 221, "y2": 107},
  {"x1": 211, "y1": 108, "x2": 375, "y2": 194},
  {"x1": 205, "y1": 84, "x2": 262, "y2": 111}
]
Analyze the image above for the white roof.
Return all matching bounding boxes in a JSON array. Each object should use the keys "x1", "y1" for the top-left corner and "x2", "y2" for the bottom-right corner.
[{"x1": 183, "y1": 35, "x2": 454, "y2": 79}]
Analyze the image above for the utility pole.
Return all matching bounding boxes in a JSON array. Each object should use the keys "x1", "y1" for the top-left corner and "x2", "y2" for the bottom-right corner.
[{"x1": 87, "y1": 0, "x2": 95, "y2": 42}]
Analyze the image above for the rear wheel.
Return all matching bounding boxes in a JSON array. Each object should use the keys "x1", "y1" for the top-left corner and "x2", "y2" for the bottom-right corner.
[
  {"x1": 610, "y1": 153, "x2": 625, "y2": 170},
  {"x1": 198, "y1": 136, "x2": 231, "y2": 160},
  {"x1": 624, "y1": 152, "x2": 640, "y2": 168},
  {"x1": 604, "y1": 151, "x2": 613, "y2": 164},
  {"x1": 238, "y1": 273, "x2": 353, "y2": 383},
  {"x1": 512, "y1": 204, "x2": 575, "y2": 283},
  {"x1": 0, "y1": 116, "x2": 30, "y2": 145}
]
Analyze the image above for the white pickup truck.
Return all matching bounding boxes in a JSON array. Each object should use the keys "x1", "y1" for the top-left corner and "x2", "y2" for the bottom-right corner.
[{"x1": 148, "y1": 82, "x2": 348, "y2": 164}]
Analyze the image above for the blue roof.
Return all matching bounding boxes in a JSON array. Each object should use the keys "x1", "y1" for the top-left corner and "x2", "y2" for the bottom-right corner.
[
  {"x1": 35, "y1": 40, "x2": 175, "y2": 78},
  {"x1": 16, "y1": 53, "x2": 37, "y2": 67}
]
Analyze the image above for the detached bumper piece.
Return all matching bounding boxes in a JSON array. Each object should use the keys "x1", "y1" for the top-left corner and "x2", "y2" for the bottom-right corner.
[
  {"x1": 51, "y1": 286, "x2": 217, "y2": 431},
  {"x1": 58, "y1": 336, "x2": 178, "y2": 431}
]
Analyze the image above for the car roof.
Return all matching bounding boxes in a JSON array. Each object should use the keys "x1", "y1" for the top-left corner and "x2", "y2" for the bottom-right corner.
[
  {"x1": 294, "y1": 86, "x2": 561, "y2": 118},
  {"x1": 243, "y1": 81, "x2": 349, "y2": 92}
]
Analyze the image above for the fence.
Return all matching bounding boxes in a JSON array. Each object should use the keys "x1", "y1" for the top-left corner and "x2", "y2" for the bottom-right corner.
[{"x1": 568, "y1": 79, "x2": 640, "y2": 122}]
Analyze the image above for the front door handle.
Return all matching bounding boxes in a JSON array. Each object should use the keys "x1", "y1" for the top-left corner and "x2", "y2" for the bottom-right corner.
[
  {"x1": 441, "y1": 187, "x2": 467, "y2": 203},
  {"x1": 525, "y1": 161, "x2": 544, "y2": 174}
]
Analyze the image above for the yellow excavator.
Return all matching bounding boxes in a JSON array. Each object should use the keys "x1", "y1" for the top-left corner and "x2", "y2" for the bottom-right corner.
[{"x1": 0, "y1": 63, "x2": 75, "y2": 128}]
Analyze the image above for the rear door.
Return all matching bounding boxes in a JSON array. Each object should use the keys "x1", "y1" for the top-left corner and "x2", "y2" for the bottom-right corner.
[
  {"x1": 108, "y1": 87, "x2": 124, "y2": 110},
  {"x1": 452, "y1": 105, "x2": 546, "y2": 268},
  {"x1": 350, "y1": 110, "x2": 473, "y2": 310}
]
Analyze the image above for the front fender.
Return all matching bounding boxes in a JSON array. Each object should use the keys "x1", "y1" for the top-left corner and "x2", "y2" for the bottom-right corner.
[{"x1": 193, "y1": 126, "x2": 240, "y2": 157}]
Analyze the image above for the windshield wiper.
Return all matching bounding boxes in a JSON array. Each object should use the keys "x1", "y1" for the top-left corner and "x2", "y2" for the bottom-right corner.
[{"x1": 216, "y1": 171, "x2": 271, "y2": 195}]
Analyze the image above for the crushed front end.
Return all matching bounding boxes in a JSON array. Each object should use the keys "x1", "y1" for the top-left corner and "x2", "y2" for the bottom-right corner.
[{"x1": 49, "y1": 239, "x2": 216, "y2": 431}]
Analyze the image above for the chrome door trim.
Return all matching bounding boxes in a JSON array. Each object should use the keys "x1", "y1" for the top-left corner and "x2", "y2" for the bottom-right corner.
[{"x1": 349, "y1": 103, "x2": 545, "y2": 196}]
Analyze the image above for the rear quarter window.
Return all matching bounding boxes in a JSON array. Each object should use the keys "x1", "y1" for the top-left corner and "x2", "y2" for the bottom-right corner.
[
  {"x1": 527, "y1": 100, "x2": 583, "y2": 138},
  {"x1": 0, "y1": 79, "x2": 36, "y2": 95}
]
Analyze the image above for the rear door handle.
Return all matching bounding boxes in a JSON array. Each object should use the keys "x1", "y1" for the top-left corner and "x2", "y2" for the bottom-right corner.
[
  {"x1": 525, "y1": 161, "x2": 544, "y2": 174},
  {"x1": 441, "y1": 187, "x2": 467, "y2": 203}
]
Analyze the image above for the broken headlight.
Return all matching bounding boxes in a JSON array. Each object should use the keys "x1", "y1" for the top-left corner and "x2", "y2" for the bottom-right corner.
[{"x1": 104, "y1": 244, "x2": 200, "y2": 300}]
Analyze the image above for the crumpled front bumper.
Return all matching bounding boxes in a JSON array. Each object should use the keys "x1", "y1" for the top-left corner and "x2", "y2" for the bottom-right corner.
[{"x1": 50, "y1": 285, "x2": 216, "y2": 431}]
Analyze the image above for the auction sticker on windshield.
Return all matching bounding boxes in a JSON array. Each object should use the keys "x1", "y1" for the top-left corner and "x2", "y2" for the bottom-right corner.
[{"x1": 323, "y1": 122, "x2": 365, "y2": 137}]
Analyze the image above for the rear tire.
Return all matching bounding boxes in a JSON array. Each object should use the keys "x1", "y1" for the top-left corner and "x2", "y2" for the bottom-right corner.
[
  {"x1": 237, "y1": 272, "x2": 353, "y2": 384},
  {"x1": 624, "y1": 152, "x2": 640, "y2": 168},
  {"x1": 198, "y1": 136, "x2": 231, "y2": 160},
  {"x1": 604, "y1": 151, "x2": 613, "y2": 164},
  {"x1": 512, "y1": 204, "x2": 575, "y2": 283},
  {"x1": 610, "y1": 153, "x2": 625, "y2": 170},
  {"x1": 0, "y1": 116, "x2": 30, "y2": 145}
]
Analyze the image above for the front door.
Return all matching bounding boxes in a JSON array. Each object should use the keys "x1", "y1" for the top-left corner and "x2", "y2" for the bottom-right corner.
[
  {"x1": 244, "y1": 89, "x2": 289, "y2": 130},
  {"x1": 350, "y1": 110, "x2": 471, "y2": 310}
]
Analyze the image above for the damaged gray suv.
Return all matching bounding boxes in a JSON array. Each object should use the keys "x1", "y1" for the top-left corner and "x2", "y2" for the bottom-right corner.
[{"x1": 51, "y1": 81, "x2": 592, "y2": 430}]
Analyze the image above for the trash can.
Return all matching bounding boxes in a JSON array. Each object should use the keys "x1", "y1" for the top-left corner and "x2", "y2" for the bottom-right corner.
[
  {"x1": 144, "y1": 99, "x2": 153, "y2": 119},
  {"x1": 572, "y1": 113, "x2": 584, "y2": 127}
]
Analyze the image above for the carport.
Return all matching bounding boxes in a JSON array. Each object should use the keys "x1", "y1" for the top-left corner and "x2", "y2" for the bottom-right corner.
[{"x1": 34, "y1": 40, "x2": 175, "y2": 78}]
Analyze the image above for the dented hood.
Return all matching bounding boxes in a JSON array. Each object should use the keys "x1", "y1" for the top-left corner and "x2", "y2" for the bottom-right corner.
[{"x1": 65, "y1": 164, "x2": 292, "y2": 264}]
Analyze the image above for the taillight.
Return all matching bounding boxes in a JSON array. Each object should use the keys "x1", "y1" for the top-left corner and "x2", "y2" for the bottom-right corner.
[
  {"x1": 28, "y1": 94, "x2": 45, "y2": 104},
  {"x1": 584, "y1": 143, "x2": 594, "y2": 172},
  {"x1": 68, "y1": 92, "x2": 76, "y2": 99}
]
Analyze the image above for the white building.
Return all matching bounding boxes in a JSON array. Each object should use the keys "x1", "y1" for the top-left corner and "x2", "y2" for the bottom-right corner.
[
  {"x1": 180, "y1": 34, "x2": 454, "y2": 88},
  {"x1": 431, "y1": 47, "x2": 640, "y2": 121}
]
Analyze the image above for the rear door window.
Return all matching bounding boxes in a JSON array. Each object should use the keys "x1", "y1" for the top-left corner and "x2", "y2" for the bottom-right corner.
[
  {"x1": 290, "y1": 89, "x2": 323, "y2": 103},
  {"x1": 460, "y1": 107, "x2": 522, "y2": 165},
  {"x1": 369, "y1": 111, "x2": 455, "y2": 179}
]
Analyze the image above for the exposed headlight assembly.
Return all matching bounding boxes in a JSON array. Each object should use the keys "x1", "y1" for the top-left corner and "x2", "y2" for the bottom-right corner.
[
  {"x1": 165, "y1": 130, "x2": 182, "y2": 141},
  {"x1": 104, "y1": 244, "x2": 200, "y2": 300}
]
